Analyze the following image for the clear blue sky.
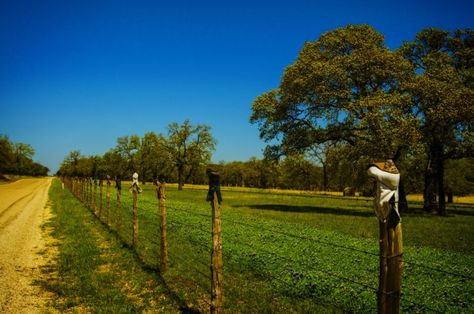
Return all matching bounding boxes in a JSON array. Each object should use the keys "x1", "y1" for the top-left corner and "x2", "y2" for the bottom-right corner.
[{"x1": 1, "y1": 0, "x2": 472, "y2": 174}]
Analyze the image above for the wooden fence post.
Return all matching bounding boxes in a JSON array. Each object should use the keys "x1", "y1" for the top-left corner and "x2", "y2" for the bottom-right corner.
[
  {"x1": 93, "y1": 178, "x2": 97, "y2": 214},
  {"x1": 157, "y1": 181, "x2": 168, "y2": 273},
  {"x1": 116, "y1": 178, "x2": 122, "y2": 232},
  {"x1": 99, "y1": 179, "x2": 104, "y2": 219},
  {"x1": 368, "y1": 161, "x2": 403, "y2": 314},
  {"x1": 106, "y1": 176, "x2": 111, "y2": 225},
  {"x1": 378, "y1": 215, "x2": 403, "y2": 314},
  {"x1": 208, "y1": 170, "x2": 223, "y2": 314},
  {"x1": 130, "y1": 173, "x2": 140, "y2": 249},
  {"x1": 82, "y1": 178, "x2": 85, "y2": 202},
  {"x1": 89, "y1": 178, "x2": 93, "y2": 209}
]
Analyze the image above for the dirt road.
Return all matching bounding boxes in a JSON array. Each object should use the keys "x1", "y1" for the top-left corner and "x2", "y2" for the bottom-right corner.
[{"x1": 0, "y1": 178, "x2": 53, "y2": 313}]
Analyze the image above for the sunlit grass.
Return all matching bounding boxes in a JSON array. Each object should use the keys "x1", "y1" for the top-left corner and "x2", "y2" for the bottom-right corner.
[{"x1": 53, "y1": 179, "x2": 474, "y2": 313}]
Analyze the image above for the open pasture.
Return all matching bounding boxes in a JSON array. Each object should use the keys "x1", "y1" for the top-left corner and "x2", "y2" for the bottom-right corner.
[{"x1": 65, "y1": 180, "x2": 473, "y2": 313}]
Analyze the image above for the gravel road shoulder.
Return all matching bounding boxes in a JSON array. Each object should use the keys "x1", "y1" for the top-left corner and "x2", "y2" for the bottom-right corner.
[{"x1": 0, "y1": 178, "x2": 55, "y2": 313}]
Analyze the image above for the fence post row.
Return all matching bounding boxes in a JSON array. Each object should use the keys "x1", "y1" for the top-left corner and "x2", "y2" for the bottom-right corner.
[
  {"x1": 155, "y1": 180, "x2": 168, "y2": 273},
  {"x1": 207, "y1": 170, "x2": 223, "y2": 314},
  {"x1": 59, "y1": 168, "x2": 412, "y2": 314}
]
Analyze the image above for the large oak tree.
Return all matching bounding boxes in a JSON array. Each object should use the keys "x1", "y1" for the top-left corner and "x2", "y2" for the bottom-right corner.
[{"x1": 250, "y1": 25, "x2": 417, "y2": 182}]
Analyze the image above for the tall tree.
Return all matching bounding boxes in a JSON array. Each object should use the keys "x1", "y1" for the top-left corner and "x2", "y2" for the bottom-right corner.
[
  {"x1": 251, "y1": 25, "x2": 417, "y2": 163},
  {"x1": 399, "y1": 28, "x2": 474, "y2": 215},
  {"x1": 12, "y1": 143, "x2": 35, "y2": 175},
  {"x1": 166, "y1": 120, "x2": 216, "y2": 190},
  {"x1": 114, "y1": 135, "x2": 141, "y2": 176},
  {"x1": 138, "y1": 132, "x2": 173, "y2": 182}
]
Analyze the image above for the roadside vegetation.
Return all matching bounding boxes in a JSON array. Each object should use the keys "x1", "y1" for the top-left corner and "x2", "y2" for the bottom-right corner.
[
  {"x1": 0, "y1": 135, "x2": 49, "y2": 178},
  {"x1": 41, "y1": 179, "x2": 182, "y2": 313}
]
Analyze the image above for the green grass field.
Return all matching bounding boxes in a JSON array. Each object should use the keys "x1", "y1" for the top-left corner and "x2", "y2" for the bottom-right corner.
[{"x1": 48, "y1": 179, "x2": 473, "y2": 313}]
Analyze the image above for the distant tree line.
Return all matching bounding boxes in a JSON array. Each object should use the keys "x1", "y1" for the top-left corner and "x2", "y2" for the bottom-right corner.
[
  {"x1": 0, "y1": 135, "x2": 49, "y2": 177},
  {"x1": 57, "y1": 120, "x2": 215, "y2": 190},
  {"x1": 56, "y1": 121, "x2": 473, "y2": 197}
]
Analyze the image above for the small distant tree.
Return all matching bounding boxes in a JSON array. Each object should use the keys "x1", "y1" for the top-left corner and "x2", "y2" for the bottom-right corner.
[{"x1": 166, "y1": 120, "x2": 216, "y2": 190}]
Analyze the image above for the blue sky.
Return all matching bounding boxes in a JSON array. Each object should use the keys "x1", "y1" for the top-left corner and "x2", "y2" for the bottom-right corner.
[{"x1": 0, "y1": 0, "x2": 472, "y2": 174}]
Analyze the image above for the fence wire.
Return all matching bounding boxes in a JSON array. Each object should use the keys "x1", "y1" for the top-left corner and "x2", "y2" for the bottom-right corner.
[{"x1": 62, "y1": 178, "x2": 473, "y2": 313}]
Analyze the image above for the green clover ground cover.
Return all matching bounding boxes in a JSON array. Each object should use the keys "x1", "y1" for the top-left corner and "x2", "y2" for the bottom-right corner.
[{"x1": 53, "y1": 180, "x2": 474, "y2": 313}]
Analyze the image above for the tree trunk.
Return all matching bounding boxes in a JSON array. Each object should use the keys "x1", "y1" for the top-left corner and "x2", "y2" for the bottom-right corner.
[
  {"x1": 178, "y1": 165, "x2": 184, "y2": 190},
  {"x1": 322, "y1": 162, "x2": 328, "y2": 191},
  {"x1": 424, "y1": 142, "x2": 446, "y2": 215},
  {"x1": 392, "y1": 150, "x2": 409, "y2": 213},
  {"x1": 436, "y1": 149, "x2": 446, "y2": 216},
  {"x1": 423, "y1": 158, "x2": 438, "y2": 213},
  {"x1": 398, "y1": 179, "x2": 410, "y2": 213}
]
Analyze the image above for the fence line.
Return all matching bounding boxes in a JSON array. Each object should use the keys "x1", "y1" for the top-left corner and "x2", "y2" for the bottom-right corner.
[{"x1": 61, "y1": 176, "x2": 472, "y2": 313}]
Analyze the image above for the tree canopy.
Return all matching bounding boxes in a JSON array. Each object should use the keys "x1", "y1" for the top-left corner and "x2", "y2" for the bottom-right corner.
[
  {"x1": 0, "y1": 135, "x2": 49, "y2": 177},
  {"x1": 251, "y1": 24, "x2": 474, "y2": 214},
  {"x1": 251, "y1": 24, "x2": 419, "y2": 160},
  {"x1": 399, "y1": 28, "x2": 474, "y2": 214}
]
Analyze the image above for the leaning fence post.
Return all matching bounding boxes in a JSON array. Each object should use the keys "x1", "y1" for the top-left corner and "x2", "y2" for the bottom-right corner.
[
  {"x1": 207, "y1": 169, "x2": 223, "y2": 314},
  {"x1": 130, "y1": 172, "x2": 141, "y2": 249},
  {"x1": 156, "y1": 179, "x2": 168, "y2": 273},
  {"x1": 368, "y1": 160, "x2": 403, "y2": 314}
]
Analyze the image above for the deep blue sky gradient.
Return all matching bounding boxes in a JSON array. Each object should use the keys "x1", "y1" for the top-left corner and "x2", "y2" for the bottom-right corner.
[{"x1": 1, "y1": 0, "x2": 473, "y2": 173}]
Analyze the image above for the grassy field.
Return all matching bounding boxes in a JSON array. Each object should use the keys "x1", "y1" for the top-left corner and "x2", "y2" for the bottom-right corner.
[{"x1": 49, "y1": 179, "x2": 473, "y2": 313}]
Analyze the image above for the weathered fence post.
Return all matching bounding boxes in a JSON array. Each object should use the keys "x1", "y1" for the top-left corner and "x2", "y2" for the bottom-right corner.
[
  {"x1": 99, "y1": 178, "x2": 104, "y2": 219},
  {"x1": 378, "y1": 217, "x2": 403, "y2": 314},
  {"x1": 207, "y1": 169, "x2": 223, "y2": 314},
  {"x1": 93, "y1": 177, "x2": 98, "y2": 214},
  {"x1": 115, "y1": 178, "x2": 122, "y2": 232},
  {"x1": 88, "y1": 177, "x2": 93, "y2": 209},
  {"x1": 82, "y1": 177, "x2": 85, "y2": 202},
  {"x1": 130, "y1": 172, "x2": 141, "y2": 249},
  {"x1": 156, "y1": 179, "x2": 168, "y2": 273},
  {"x1": 106, "y1": 175, "x2": 111, "y2": 225},
  {"x1": 368, "y1": 160, "x2": 403, "y2": 314}
]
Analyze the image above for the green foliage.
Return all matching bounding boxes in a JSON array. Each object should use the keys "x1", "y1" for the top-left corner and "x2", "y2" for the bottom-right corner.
[
  {"x1": 250, "y1": 24, "x2": 418, "y2": 160},
  {"x1": 445, "y1": 158, "x2": 474, "y2": 195},
  {"x1": 0, "y1": 134, "x2": 49, "y2": 176},
  {"x1": 399, "y1": 27, "x2": 474, "y2": 213},
  {"x1": 166, "y1": 119, "x2": 216, "y2": 189},
  {"x1": 57, "y1": 120, "x2": 216, "y2": 185}
]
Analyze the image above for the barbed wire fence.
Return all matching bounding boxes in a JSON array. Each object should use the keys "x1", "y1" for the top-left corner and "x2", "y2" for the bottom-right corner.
[{"x1": 61, "y1": 176, "x2": 473, "y2": 313}]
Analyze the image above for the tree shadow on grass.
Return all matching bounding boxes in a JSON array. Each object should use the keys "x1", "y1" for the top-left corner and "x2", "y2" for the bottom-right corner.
[{"x1": 231, "y1": 204, "x2": 373, "y2": 218}]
